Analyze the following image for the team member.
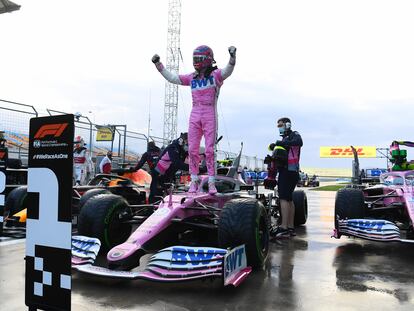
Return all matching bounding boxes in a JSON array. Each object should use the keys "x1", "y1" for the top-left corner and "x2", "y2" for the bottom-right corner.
[
  {"x1": 149, "y1": 133, "x2": 189, "y2": 203},
  {"x1": 270, "y1": 117, "x2": 303, "y2": 238},
  {"x1": 131, "y1": 141, "x2": 160, "y2": 172},
  {"x1": 152, "y1": 45, "x2": 236, "y2": 194},
  {"x1": 99, "y1": 151, "x2": 112, "y2": 174},
  {"x1": 73, "y1": 136, "x2": 91, "y2": 185}
]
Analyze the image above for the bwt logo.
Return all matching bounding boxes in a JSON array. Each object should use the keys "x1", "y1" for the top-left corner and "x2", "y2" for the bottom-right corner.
[
  {"x1": 224, "y1": 247, "x2": 244, "y2": 278},
  {"x1": 329, "y1": 148, "x2": 364, "y2": 156},
  {"x1": 171, "y1": 247, "x2": 224, "y2": 266},
  {"x1": 34, "y1": 124, "x2": 68, "y2": 139},
  {"x1": 347, "y1": 220, "x2": 385, "y2": 231},
  {"x1": 191, "y1": 76, "x2": 215, "y2": 89}
]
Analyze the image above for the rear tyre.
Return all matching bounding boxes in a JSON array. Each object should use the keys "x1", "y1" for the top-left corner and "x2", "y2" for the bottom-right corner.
[
  {"x1": 78, "y1": 194, "x2": 132, "y2": 250},
  {"x1": 334, "y1": 188, "x2": 365, "y2": 230},
  {"x1": 293, "y1": 190, "x2": 308, "y2": 226},
  {"x1": 5, "y1": 186, "x2": 28, "y2": 216},
  {"x1": 218, "y1": 198, "x2": 269, "y2": 269}
]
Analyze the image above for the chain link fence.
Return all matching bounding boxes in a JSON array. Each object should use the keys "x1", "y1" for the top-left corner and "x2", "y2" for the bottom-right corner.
[
  {"x1": 0, "y1": 99, "x2": 38, "y2": 164},
  {"x1": 0, "y1": 100, "x2": 265, "y2": 171}
]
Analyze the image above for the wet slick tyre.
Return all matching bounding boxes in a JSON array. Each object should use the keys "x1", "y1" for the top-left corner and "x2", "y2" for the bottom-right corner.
[
  {"x1": 78, "y1": 194, "x2": 132, "y2": 250},
  {"x1": 5, "y1": 186, "x2": 28, "y2": 217},
  {"x1": 335, "y1": 188, "x2": 365, "y2": 230},
  {"x1": 218, "y1": 198, "x2": 269, "y2": 269},
  {"x1": 293, "y1": 190, "x2": 308, "y2": 226},
  {"x1": 78, "y1": 188, "x2": 111, "y2": 210}
]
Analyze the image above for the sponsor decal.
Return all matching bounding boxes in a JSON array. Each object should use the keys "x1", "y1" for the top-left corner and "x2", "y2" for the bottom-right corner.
[
  {"x1": 191, "y1": 76, "x2": 215, "y2": 90},
  {"x1": 171, "y1": 247, "x2": 224, "y2": 266},
  {"x1": 320, "y1": 146, "x2": 377, "y2": 158},
  {"x1": 33, "y1": 154, "x2": 69, "y2": 160},
  {"x1": 34, "y1": 123, "x2": 68, "y2": 139},
  {"x1": 224, "y1": 245, "x2": 247, "y2": 280},
  {"x1": 33, "y1": 140, "x2": 41, "y2": 148},
  {"x1": 33, "y1": 140, "x2": 68, "y2": 149}
]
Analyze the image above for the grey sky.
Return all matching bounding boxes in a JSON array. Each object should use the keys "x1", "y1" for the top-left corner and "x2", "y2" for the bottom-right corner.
[{"x1": 1, "y1": 0, "x2": 414, "y2": 169}]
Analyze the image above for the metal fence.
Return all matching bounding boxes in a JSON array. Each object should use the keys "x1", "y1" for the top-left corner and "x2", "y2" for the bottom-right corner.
[
  {"x1": 0, "y1": 100, "x2": 265, "y2": 170},
  {"x1": 0, "y1": 99, "x2": 38, "y2": 164}
]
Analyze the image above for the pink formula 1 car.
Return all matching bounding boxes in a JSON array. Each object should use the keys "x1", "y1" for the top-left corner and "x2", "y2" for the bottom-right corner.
[
  {"x1": 333, "y1": 141, "x2": 414, "y2": 244},
  {"x1": 71, "y1": 149, "x2": 288, "y2": 286}
]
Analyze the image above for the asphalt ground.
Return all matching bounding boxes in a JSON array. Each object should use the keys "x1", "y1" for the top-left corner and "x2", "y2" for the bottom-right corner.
[{"x1": 1, "y1": 190, "x2": 414, "y2": 310}]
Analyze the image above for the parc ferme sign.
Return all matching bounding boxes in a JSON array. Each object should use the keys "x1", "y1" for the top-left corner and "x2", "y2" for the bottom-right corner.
[
  {"x1": 26, "y1": 115, "x2": 74, "y2": 311},
  {"x1": 96, "y1": 126, "x2": 114, "y2": 142},
  {"x1": 320, "y1": 146, "x2": 377, "y2": 158}
]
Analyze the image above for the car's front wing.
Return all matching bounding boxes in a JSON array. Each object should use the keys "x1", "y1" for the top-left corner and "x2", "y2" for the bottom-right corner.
[
  {"x1": 71, "y1": 236, "x2": 251, "y2": 287},
  {"x1": 333, "y1": 219, "x2": 414, "y2": 244}
]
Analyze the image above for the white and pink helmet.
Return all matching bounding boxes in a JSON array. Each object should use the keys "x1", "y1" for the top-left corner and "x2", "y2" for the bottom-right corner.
[{"x1": 193, "y1": 45, "x2": 214, "y2": 71}]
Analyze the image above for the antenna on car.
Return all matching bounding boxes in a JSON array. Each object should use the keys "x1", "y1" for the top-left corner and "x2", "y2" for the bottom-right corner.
[{"x1": 226, "y1": 142, "x2": 243, "y2": 179}]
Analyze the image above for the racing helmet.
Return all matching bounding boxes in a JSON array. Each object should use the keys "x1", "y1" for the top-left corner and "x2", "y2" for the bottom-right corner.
[
  {"x1": 74, "y1": 135, "x2": 85, "y2": 149},
  {"x1": 193, "y1": 45, "x2": 214, "y2": 71}
]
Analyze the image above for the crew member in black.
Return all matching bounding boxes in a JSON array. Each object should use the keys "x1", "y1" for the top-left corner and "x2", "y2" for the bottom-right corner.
[
  {"x1": 131, "y1": 141, "x2": 161, "y2": 172},
  {"x1": 149, "y1": 133, "x2": 189, "y2": 203}
]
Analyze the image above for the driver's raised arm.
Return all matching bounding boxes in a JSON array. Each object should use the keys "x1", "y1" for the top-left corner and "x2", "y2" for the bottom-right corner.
[{"x1": 152, "y1": 54, "x2": 187, "y2": 85}]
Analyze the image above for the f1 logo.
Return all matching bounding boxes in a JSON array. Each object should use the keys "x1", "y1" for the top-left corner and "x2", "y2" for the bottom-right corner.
[{"x1": 34, "y1": 124, "x2": 68, "y2": 139}]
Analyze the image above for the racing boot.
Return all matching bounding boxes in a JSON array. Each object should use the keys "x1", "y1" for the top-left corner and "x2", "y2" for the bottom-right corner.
[
  {"x1": 270, "y1": 226, "x2": 290, "y2": 239},
  {"x1": 189, "y1": 180, "x2": 200, "y2": 193},
  {"x1": 208, "y1": 181, "x2": 217, "y2": 195}
]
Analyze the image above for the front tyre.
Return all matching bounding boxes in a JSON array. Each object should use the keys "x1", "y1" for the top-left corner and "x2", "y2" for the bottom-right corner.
[
  {"x1": 218, "y1": 198, "x2": 269, "y2": 269},
  {"x1": 78, "y1": 194, "x2": 132, "y2": 250},
  {"x1": 334, "y1": 188, "x2": 365, "y2": 230}
]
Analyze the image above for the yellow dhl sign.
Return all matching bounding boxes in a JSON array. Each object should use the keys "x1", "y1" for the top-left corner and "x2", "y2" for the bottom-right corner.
[
  {"x1": 96, "y1": 127, "x2": 114, "y2": 142},
  {"x1": 320, "y1": 146, "x2": 377, "y2": 158}
]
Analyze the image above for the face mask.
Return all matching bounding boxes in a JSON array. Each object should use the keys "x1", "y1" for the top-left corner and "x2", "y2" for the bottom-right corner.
[
  {"x1": 279, "y1": 126, "x2": 286, "y2": 136},
  {"x1": 184, "y1": 145, "x2": 189, "y2": 152}
]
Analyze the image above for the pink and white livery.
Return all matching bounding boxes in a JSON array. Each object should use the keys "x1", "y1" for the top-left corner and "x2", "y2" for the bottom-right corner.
[
  {"x1": 72, "y1": 148, "x2": 270, "y2": 286},
  {"x1": 152, "y1": 45, "x2": 237, "y2": 195},
  {"x1": 333, "y1": 141, "x2": 414, "y2": 244}
]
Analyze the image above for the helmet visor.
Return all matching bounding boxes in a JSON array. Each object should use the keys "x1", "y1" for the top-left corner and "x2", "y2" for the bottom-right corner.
[{"x1": 193, "y1": 55, "x2": 207, "y2": 64}]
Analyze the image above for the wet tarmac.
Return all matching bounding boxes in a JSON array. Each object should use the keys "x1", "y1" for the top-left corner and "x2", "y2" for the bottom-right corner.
[{"x1": 1, "y1": 190, "x2": 414, "y2": 310}]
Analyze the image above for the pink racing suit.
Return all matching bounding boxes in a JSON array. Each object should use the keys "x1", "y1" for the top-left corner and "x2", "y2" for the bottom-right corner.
[{"x1": 155, "y1": 62, "x2": 235, "y2": 177}]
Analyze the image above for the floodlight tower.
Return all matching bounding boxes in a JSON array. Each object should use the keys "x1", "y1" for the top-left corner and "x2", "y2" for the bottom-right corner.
[{"x1": 163, "y1": 0, "x2": 181, "y2": 144}]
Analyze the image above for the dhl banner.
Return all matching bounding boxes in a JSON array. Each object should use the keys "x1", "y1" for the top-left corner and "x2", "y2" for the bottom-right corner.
[
  {"x1": 320, "y1": 146, "x2": 377, "y2": 158},
  {"x1": 96, "y1": 126, "x2": 114, "y2": 142}
]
